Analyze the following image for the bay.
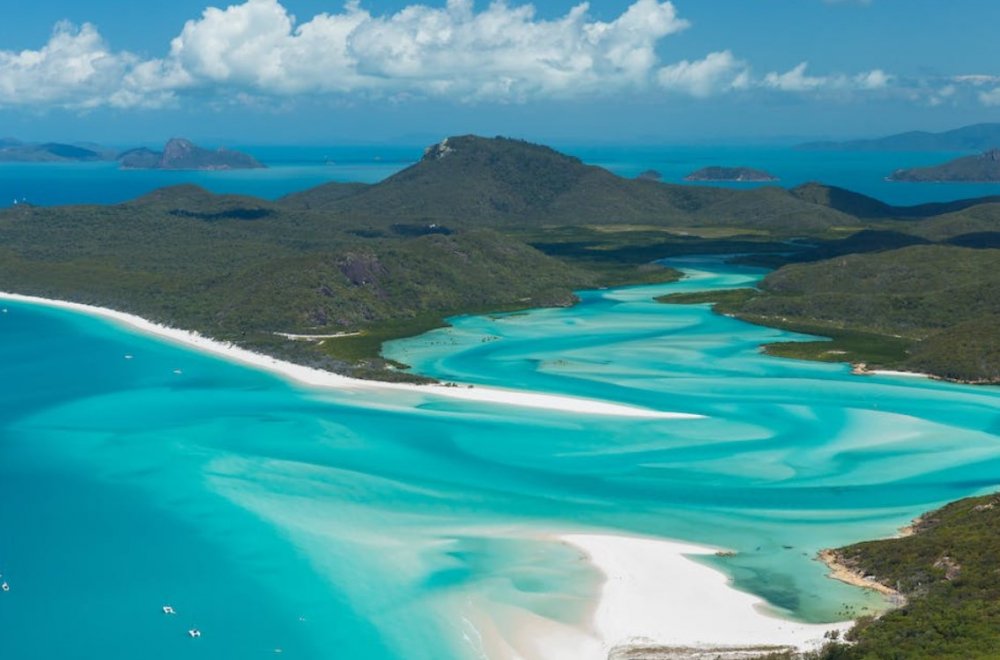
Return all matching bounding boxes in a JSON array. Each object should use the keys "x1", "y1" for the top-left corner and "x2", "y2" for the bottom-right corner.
[{"x1": 1, "y1": 257, "x2": 998, "y2": 658}]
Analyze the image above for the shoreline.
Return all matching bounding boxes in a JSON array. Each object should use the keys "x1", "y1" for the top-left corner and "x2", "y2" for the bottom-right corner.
[
  {"x1": 0, "y1": 291, "x2": 701, "y2": 420},
  {"x1": 817, "y1": 549, "x2": 904, "y2": 603},
  {"x1": 551, "y1": 533, "x2": 850, "y2": 658}
]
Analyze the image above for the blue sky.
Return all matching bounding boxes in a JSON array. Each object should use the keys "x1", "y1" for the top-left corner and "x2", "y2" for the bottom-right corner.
[{"x1": 1, "y1": 0, "x2": 997, "y2": 145}]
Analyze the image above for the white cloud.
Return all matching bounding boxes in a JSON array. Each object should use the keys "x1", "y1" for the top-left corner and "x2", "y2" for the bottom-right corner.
[
  {"x1": 980, "y1": 88, "x2": 1000, "y2": 106},
  {"x1": 138, "y1": 0, "x2": 691, "y2": 103},
  {"x1": 656, "y1": 50, "x2": 749, "y2": 97},
  {"x1": 0, "y1": 0, "x2": 908, "y2": 110},
  {"x1": 762, "y1": 62, "x2": 890, "y2": 94},
  {"x1": 0, "y1": 22, "x2": 139, "y2": 108}
]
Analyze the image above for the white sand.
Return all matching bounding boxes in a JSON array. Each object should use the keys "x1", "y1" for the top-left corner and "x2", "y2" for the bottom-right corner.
[
  {"x1": 869, "y1": 369, "x2": 931, "y2": 380},
  {"x1": 550, "y1": 533, "x2": 849, "y2": 659},
  {"x1": 0, "y1": 292, "x2": 701, "y2": 420},
  {"x1": 458, "y1": 532, "x2": 850, "y2": 660}
]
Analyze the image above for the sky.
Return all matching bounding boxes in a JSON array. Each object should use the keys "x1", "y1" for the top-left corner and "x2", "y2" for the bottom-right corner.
[{"x1": 0, "y1": 0, "x2": 998, "y2": 145}]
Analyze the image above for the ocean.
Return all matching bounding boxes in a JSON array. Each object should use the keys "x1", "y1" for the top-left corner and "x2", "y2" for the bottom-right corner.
[
  {"x1": 3, "y1": 143, "x2": 1000, "y2": 208},
  {"x1": 1, "y1": 257, "x2": 998, "y2": 658}
]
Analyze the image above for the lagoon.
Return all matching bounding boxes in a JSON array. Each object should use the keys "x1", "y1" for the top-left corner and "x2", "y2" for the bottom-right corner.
[{"x1": 0, "y1": 258, "x2": 998, "y2": 658}]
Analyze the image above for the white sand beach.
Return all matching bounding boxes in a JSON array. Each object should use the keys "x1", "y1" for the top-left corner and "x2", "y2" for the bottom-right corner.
[
  {"x1": 462, "y1": 532, "x2": 849, "y2": 660},
  {"x1": 561, "y1": 533, "x2": 850, "y2": 657},
  {"x1": 0, "y1": 292, "x2": 701, "y2": 420}
]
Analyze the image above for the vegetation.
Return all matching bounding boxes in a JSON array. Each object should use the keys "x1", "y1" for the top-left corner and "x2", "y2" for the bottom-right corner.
[
  {"x1": 754, "y1": 493, "x2": 1000, "y2": 660},
  {"x1": 664, "y1": 246, "x2": 1000, "y2": 383},
  {"x1": 1, "y1": 134, "x2": 998, "y2": 383}
]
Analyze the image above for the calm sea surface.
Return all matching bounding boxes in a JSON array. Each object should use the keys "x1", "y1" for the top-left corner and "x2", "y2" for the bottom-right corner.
[
  {"x1": 3, "y1": 144, "x2": 1000, "y2": 207},
  {"x1": 1, "y1": 257, "x2": 998, "y2": 658}
]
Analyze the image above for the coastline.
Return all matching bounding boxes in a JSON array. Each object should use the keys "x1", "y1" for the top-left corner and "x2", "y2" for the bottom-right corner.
[
  {"x1": 0, "y1": 291, "x2": 701, "y2": 420},
  {"x1": 549, "y1": 533, "x2": 850, "y2": 659},
  {"x1": 817, "y1": 549, "x2": 904, "y2": 603}
]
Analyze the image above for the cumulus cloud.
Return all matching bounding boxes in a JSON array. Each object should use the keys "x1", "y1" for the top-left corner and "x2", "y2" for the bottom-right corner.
[
  {"x1": 0, "y1": 0, "x2": 905, "y2": 110},
  {"x1": 0, "y1": 22, "x2": 141, "y2": 108},
  {"x1": 762, "y1": 62, "x2": 889, "y2": 93},
  {"x1": 656, "y1": 50, "x2": 749, "y2": 97}
]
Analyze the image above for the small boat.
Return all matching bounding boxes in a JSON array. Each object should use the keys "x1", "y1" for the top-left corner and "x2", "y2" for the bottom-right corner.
[
  {"x1": 172, "y1": 369, "x2": 183, "y2": 375},
  {"x1": 188, "y1": 629, "x2": 201, "y2": 638},
  {"x1": 124, "y1": 354, "x2": 134, "y2": 360},
  {"x1": 162, "y1": 605, "x2": 175, "y2": 614},
  {"x1": 2, "y1": 581, "x2": 9, "y2": 592}
]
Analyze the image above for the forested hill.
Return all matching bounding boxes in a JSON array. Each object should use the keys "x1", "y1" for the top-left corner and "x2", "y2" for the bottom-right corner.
[
  {"x1": 279, "y1": 135, "x2": 858, "y2": 232},
  {"x1": 1, "y1": 134, "x2": 999, "y2": 382}
]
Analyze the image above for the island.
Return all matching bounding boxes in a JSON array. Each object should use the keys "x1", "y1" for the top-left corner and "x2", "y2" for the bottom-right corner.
[
  {"x1": 888, "y1": 149, "x2": 1000, "y2": 182},
  {"x1": 684, "y1": 166, "x2": 778, "y2": 182},
  {"x1": 0, "y1": 138, "x2": 114, "y2": 162},
  {"x1": 796, "y1": 122, "x2": 1000, "y2": 151},
  {"x1": 118, "y1": 138, "x2": 265, "y2": 170},
  {"x1": 635, "y1": 169, "x2": 662, "y2": 181}
]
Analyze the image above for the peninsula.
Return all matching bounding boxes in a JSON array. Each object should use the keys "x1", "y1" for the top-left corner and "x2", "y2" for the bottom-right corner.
[
  {"x1": 684, "y1": 166, "x2": 778, "y2": 182},
  {"x1": 888, "y1": 149, "x2": 1000, "y2": 182}
]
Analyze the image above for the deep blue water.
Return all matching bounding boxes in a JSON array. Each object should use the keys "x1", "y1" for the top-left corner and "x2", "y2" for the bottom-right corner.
[
  {"x1": 3, "y1": 144, "x2": 1000, "y2": 208},
  {"x1": 1, "y1": 259, "x2": 998, "y2": 659}
]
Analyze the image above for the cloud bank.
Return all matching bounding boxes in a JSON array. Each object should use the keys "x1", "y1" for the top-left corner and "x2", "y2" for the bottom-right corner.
[{"x1": 0, "y1": 0, "x2": 905, "y2": 110}]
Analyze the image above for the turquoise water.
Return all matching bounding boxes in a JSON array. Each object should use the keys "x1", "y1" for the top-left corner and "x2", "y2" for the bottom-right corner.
[
  {"x1": 1, "y1": 259, "x2": 999, "y2": 658},
  {"x1": 4, "y1": 144, "x2": 1000, "y2": 207}
]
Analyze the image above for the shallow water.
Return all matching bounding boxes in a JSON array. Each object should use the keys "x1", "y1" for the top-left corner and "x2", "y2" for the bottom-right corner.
[{"x1": 1, "y1": 258, "x2": 998, "y2": 658}]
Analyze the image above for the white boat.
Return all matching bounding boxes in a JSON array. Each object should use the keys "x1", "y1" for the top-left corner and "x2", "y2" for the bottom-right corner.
[
  {"x1": 2, "y1": 581, "x2": 9, "y2": 592},
  {"x1": 188, "y1": 629, "x2": 201, "y2": 638},
  {"x1": 162, "y1": 605, "x2": 175, "y2": 614}
]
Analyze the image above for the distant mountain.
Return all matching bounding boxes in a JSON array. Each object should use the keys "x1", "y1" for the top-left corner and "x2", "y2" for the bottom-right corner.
[
  {"x1": 684, "y1": 166, "x2": 778, "y2": 182},
  {"x1": 796, "y1": 123, "x2": 1000, "y2": 152},
  {"x1": 0, "y1": 140, "x2": 110, "y2": 162},
  {"x1": 118, "y1": 138, "x2": 264, "y2": 170},
  {"x1": 889, "y1": 149, "x2": 1000, "y2": 182}
]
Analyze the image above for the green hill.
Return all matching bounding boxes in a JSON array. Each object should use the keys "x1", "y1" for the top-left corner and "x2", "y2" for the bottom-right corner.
[
  {"x1": 670, "y1": 245, "x2": 1000, "y2": 383},
  {"x1": 757, "y1": 492, "x2": 1000, "y2": 660},
  {"x1": 276, "y1": 135, "x2": 858, "y2": 233},
  {"x1": 3, "y1": 135, "x2": 999, "y2": 383},
  {"x1": 0, "y1": 182, "x2": 674, "y2": 380}
]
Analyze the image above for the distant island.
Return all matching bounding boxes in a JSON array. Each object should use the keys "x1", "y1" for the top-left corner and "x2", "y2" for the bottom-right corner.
[
  {"x1": 0, "y1": 139, "x2": 115, "y2": 163},
  {"x1": 684, "y1": 166, "x2": 778, "y2": 182},
  {"x1": 635, "y1": 169, "x2": 662, "y2": 181},
  {"x1": 889, "y1": 149, "x2": 1000, "y2": 182},
  {"x1": 0, "y1": 137, "x2": 264, "y2": 170},
  {"x1": 118, "y1": 138, "x2": 265, "y2": 170},
  {"x1": 797, "y1": 122, "x2": 1000, "y2": 152}
]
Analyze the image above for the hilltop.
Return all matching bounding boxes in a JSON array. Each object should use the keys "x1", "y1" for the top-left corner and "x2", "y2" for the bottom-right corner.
[
  {"x1": 797, "y1": 123, "x2": 1000, "y2": 152},
  {"x1": 889, "y1": 149, "x2": 1000, "y2": 182},
  {"x1": 279, "y1": 135, "x2": 855, "y2": 232}
]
